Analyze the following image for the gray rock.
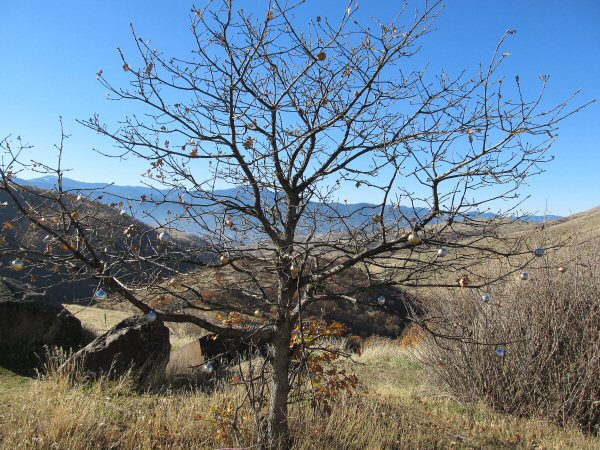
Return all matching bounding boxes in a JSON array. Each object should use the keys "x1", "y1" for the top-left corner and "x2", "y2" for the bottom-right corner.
[
  {"x1": 0, "y1": 277, "x2": 83, "y2": 375},
  {"x1": 71, "y1": 315, "x2": 170, "y2": 387}
]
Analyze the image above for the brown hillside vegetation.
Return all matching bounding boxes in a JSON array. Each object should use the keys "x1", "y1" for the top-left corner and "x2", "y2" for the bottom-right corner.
[
  {"x1": 0, "y1": 185, "x2": 208, "y2": 304},
  {"x1": 141, "y1": 261, "x2": 420, "y2": 339},
  {"x1": 536, "y1": 205, "x2": 600, "y2": 235},
  {"x1": 0, "y1": 341, "x2": 598, "y2": 449},
  {"x1": 504, "y1": 205, "x2": 600, "y2": 237}
]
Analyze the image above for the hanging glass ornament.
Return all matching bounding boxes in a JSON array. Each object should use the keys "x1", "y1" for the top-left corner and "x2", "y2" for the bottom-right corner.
[
  {"x1": 202, "y1": 362, "x2": 215, "y2": 375},
  {"x1": 558, "y1": 266, "x2": 566, "y2": 273},
  {"x1": 94, "y1": 289, "x2": 108, "y2": 300},
  {"x1": 520, "y1": 272, "x2": 529, "y2": 280},
  {"x1": 124, "y1": 225, "x2": 135, "y2": 238},
  {"x1": 481, "y1": 293, "x2": 491, "y2": 303},
  {"x1": 290, "y1": 262, "x2": 301, "y2": 278},
  {"x1": 254, "y1": 309, "x2": 264, "y2": 319},
  {"x1": 220, "y1": 254, "x2": 230, "y2": 265},
  {"x1": 437, "y1": 248, "x2": 448, "y2": 257},
  {"x1": 377, "y1": 295, "x2": 386, "y2": 306},
  {"x1": 495, "y1": 347, "x2": 505, "y2": 357},
  {"x1": 158, "y1": 231, "x2": 171, "y2": 243},
  {"x1": 146, "y1": 311, "x2": 157, "y2": 321},
  {"x1": 367, "y1": 308, "x2": 375, "y2": 317},
  {"x1": 11, "y1": 259, "x2": 24, "y2": 271},
  {"x1": 534, "y1": 247, "x2": 545, "y2": 257},
  {"x1": 407, "y1": 232, "x2": 422, "y2": 246}
]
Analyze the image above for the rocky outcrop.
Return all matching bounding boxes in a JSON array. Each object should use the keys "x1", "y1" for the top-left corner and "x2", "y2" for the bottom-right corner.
[
  {"x1": 71, "y1": 315, "x2": 170, "y2": 387},
  {"x1": 0, "y1": 277, "x2": 83, "y2": 375}
]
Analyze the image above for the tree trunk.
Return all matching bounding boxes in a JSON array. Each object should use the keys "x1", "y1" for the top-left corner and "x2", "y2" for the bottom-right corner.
[{"x1": 267, "y1": 320, "x2": 291, "y2": 450}]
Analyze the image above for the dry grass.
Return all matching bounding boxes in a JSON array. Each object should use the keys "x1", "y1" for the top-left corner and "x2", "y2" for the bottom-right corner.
[
  {"x1": 1, "y1": 338, "x2": 598, "y2": 449},
  {"x1": 65, "y1": 304, "x2": 132, "y2": 335},
  {"x1": 64, "y1": 304, "x2": 203, "y2": 350}
]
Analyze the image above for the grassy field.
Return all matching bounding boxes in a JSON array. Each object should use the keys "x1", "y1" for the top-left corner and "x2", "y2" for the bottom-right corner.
[
  {"x1": 0, "y1": 339, "x2": 598, "y2": 449},
  {"x1": 0, "y1": 367, "x2": 29, "y2": 394}
]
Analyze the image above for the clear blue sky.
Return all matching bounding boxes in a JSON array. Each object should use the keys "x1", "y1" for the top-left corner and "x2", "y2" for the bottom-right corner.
[{"x1": 1, "y1": 1, "x2": 598, "y2": 216}]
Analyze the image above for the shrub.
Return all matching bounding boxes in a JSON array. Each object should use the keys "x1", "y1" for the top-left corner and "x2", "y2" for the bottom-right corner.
[{"x1": 422, "y1": 236, "x2": 600, "y2": 433}]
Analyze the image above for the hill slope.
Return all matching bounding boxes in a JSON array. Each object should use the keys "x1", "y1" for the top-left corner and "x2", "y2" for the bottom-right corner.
[{"x1": 505, "y1": 205, "x2": 600, "y2": 238}]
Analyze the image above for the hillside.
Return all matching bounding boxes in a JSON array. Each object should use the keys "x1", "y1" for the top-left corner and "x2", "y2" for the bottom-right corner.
[
  {"x1": 0, "y1": 185, "x2": 209, "y2": 304},
  {"x1": 150, "y1": 263, "x2": 420, "y2": 339},
  {"x1": 504, "y1": 205, "x2": 600, "y2": 238},
  {"x1": 540, "y1": 205, "x2": 600, "y2": 235}
]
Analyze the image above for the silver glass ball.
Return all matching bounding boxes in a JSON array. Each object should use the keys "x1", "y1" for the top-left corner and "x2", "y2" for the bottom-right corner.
[
  {"x1": 158, "y1": 232, "x2": 171, "y2": 244},
  {"x1": 495, "y1": 347, "x2": 505, "y2": 357},
  {"x1": 290, "y1": 263, "x2": 301, "y2": 275},
  {"x1": 534, "y1": 247, "x2": 545, "y2": 257},
  {"x1": 437, "y1": 248, "x2": 449, "y2": 257},
  {"x1": 202, "y1": 362, "x2": 215, "y2": 375},
  {"x1": 367, "y1": 308, "x2": 375, "y2": 317},
  {"x1": 481, "y1": 293, "x2": 491, "y2": 303},
  {"x1": 377, "y1": 295, "x2": 386, "y2": 306},
  {"x1": 146, "y1": 311, "x2": 157, "y2": 321},
  {"x1": 520, "y1": 272, "x2": 529, "y2": 280}
]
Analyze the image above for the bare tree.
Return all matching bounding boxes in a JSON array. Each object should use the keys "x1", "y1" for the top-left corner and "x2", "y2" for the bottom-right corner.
[{"x1": 0, "y1": 1, "x2": 588, "y2": 448}]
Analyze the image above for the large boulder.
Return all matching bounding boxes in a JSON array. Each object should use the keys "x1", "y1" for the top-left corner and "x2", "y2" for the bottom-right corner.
[
  {"x1": 71, "y1": 315, "x2": 170, "y2": 387},
  {"x1": 0, "y1": 277, "x2": 83, "y2": 375}
]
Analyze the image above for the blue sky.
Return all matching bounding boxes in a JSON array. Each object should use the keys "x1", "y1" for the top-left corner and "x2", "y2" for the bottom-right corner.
[{"x1": 0, "y1": 1, "x2": 598, "y2": 216}]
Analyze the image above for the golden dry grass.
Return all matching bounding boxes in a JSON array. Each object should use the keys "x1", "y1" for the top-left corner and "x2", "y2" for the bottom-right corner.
[
  {"x1": 499, "y1": 205, "x2": 600, "y2": 239},
  {"x1": 65, "y1": 303, "x2": 132, "y2": 335},
  {"x1": 1, "y1": 338, "x2": 598, "y2": 449}
]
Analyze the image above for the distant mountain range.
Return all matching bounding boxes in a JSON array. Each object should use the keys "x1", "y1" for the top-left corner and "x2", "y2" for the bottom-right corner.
[{"x1": 14, "y1": 176, "x2": 562, "y2": 235}]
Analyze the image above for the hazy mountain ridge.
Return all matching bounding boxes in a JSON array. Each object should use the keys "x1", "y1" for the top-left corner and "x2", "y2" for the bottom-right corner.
[{"x1": 15, "y1": 176, "x2": 563, "y2": 234}]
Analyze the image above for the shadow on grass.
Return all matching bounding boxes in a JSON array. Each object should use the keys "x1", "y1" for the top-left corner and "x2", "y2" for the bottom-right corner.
[{"x1": 0, "y1": 365, "x2": 31, "y2": 394}]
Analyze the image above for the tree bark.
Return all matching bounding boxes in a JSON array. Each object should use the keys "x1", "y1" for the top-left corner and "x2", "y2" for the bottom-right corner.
[{"x1": 267, "y1": 320, "x2": 292, "y2": 450}]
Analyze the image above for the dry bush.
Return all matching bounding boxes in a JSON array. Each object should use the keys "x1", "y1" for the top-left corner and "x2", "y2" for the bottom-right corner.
[{"x1": 421, "y1": 235, "x2": 600, "y2": 434}]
